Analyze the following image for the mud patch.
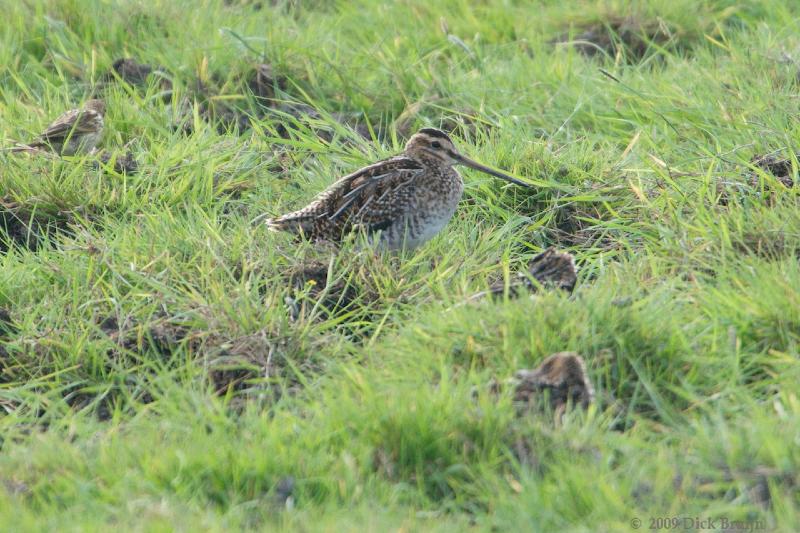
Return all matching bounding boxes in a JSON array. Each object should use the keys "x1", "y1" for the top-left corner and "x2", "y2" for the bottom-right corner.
[
  {"x1": 203, "y1": 330, "x2": 280, "y2": 397},
  {"x1": 284, "y1": 261, "x2": 368, "y2": 320},
  {"x1": 98, "y1": 314, "x2": 192, "y2": 359},
  {"x1": 732, "y1": 230, "x2": 792, "y2": 260},
  {"x1": 266, "y1": 103, "x2": 383, "y2": 143},
  {"x1": 103, "y1": 58, "x2": 173, "y2": 100},
  {"x1": 713, "y1": 178, "x2": 751, "y2": 207},
  {"x1": 0, "y1": 307, "x2": 16, "y2": 371},
  {"x1": 175, "y1": 62, "x2": 288, "y2": 135},
  {"x1": 553, "y1": 16, "x2": 675, "y2": 62},
  {"x1": 391, "y1": 101, "x2": 494, "y2": 142},
  {"x1": 223, "y1": 0, "x2": 264, "y2": 9},
  {"x1": 247, "y1": 63, "x2": 286, "y2": 109},
  {"x1": 0, "y1": 307, "x2": 14, "y2": 337},
  {"x1": 439, "y1": 108, "x2": 495, "y2": 140},
  {"x1": 750, "y1": 152, "x2": 796, "y2": 189},
  {"x1": 94, "y1": 147, "x2": 139, "y2": 174},
  {"x1": 170, "y1": 96, "x2": 253, "y2": 135},
  {"x1": 95, "y1": 312, "x2": 306, "y2": 402},
  {"x1": 0, "y1": 198, "x2": 74, "y2": 253},
  {"x1": 204, "y1": 100, "x2": 254, "y2": 134},
  {"x1": 117, "y1": 57, "x2": 383, "y2": 142},
  {"x1": 548, "y1": 200, "x2": 625, "y2": 252},
  {"x1": 676, "y1": 465, "x2": 797, "y2": 511},
  {"x1": 7, "y1": 312, "x2": 281, "y2": 421},
  {"x1": 245, "y1": 63, "x2": 384, "y2": 142},
  {"x1": 1, "y1": 478, "x2": 30, "y2": 497},
  {"x1": 4, "y1": 307, "x2": 307, "y2": 419}
]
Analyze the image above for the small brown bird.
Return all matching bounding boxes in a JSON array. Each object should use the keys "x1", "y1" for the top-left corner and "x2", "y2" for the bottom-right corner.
[
  {"x1": 487, "y1": 247, "x2": 578, "y2": 298},
  {"x1": 513, "y1": 352, "x2": 594, "y2": 411},
  {"x1": 261, "y1": 128, "x2": 530, "y2": 250},
  {"x1": 13, "y1": 99, "x2": 105, "y2": 156}
]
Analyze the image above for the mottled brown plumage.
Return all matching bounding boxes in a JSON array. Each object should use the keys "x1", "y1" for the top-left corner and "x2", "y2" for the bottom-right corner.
[
  {"x1": 488, "y1": 247, "x2": 577, "y2": 298},
  {"x1": 514, "y1": 352, "x2": 594, "y2": 411},
  {"x1": 261, "y1": 128, "x2": 530, "y2": 250},
  {"x1": 13, "y1": 99, "x2": 105, "y2": 156}
]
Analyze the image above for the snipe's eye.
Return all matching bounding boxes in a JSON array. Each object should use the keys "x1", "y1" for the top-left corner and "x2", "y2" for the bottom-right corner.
[{"x1": 431, "y1": 141, "x2": 442, "y2": 149}]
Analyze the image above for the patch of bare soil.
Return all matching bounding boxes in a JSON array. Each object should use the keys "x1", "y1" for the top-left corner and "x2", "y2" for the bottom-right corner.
[
  {"x1": 98, "y1": 315, "x2": 192, "y2": 359},
  {"x1": 247, "y1": 63, "x2": 286, "y2": 108},
  {"x1": 284, "y1": 260, "x2": 376, "y2": 321},
  {"x1": 93, "y1": 147, "x2": 139, "y2": 174},
  {"x1": 392, "y1": 100, "x2": 495, "y2": 142},
  {"x1": 713, "y1": 178, "x2": 751, "y2": 207},
  {"x1": 717, "y1": 152, "x2": 798, "y2": 210},
  {"x1": 548, "y1": 201, "x2": 624, "y2": 252},
  {"x1": 97, "y1": 314, "x2": 246, "y2": 396},
  {"x1": 244, "y1": 64, "x2": 387, "y2": 142},
  {"x1": 0, "y1": 307, "x2": 17, "y2": 374},
  {"x1": 673, "y1": 465, "x2": 798, "y2": 511},
  {"x1": 101, "y1": 58, "x2": 173, "y2": 103},
  {"x1": 0, "y1": 198, "x2": 74, "y2": 254},
  {"x1": 170, "y1": 95, "x2": 253, "y2": 135},
  {"x1": 106, "y1": 57, "x2": 386, "y2": 142},
  {"x1": 265, "y1": 102, "x2": 384, "y2": 143},
  {"x1": 439, "y1": 108, "x2": 495, "y2": 140},
  {"x1": 223, "y1": 0, "x2": 264, "y2": 10},
  {"x1": 750, "y1": 152, "x2": 796, "y2": 189},
  {"x1": 4, "y1": 308, "x2": 308, "y2": 421},
  {"x1": 93, "y1": 308, "x2": 322, "y2": 407},
  {"x1": 553, "y1": 16, "x2": 675, "y2": 62},
  {"x1": 170, "y1": 63, "x2": 374, "y2": 139},
  {"x1": 732, "y1": 229, "x2": 792, "y2": 260}
]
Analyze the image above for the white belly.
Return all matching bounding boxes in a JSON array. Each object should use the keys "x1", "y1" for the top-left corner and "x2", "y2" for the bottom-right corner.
[
  {"x1": 380, "y1": 198, "x2": 460, "y2": 250},
  {"x1": 373, "y1": 168, "x2": 464, "y2": 250},
  {"x1": 404, "y1": 208, "x2": 457, "y2": 248}
]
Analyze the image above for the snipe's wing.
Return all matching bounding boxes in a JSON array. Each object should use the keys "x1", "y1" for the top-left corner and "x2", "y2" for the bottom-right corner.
[{"x1": 268, "y1": 156, "x2": 423, "y2": 239}]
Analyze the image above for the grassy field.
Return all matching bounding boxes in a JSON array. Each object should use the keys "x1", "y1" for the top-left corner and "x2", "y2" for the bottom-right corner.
[{"x1": 2, "y1": 0, "x2": 800, "y2": 530}]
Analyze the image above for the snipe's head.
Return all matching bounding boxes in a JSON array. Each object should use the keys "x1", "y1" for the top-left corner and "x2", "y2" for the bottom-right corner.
[
  {"x1": 404, "y1": 128, "x2": 530, "y2": 187},
  {"x1": 84, "y1": 99, "x2": 106, "y2": 115},
  {"x1": 404, "y1": 128, "x2": 458, "y2": 164}
]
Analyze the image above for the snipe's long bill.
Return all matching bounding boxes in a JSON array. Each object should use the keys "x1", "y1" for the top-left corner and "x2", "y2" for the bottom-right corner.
[{"x1": 260, "y1": 127, "x2": 531, "y2": 250}]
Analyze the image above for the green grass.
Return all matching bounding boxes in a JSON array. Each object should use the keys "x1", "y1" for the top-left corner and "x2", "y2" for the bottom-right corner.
[{"x1": 2, "y1": 0, "x2": 800, "y2": 530}]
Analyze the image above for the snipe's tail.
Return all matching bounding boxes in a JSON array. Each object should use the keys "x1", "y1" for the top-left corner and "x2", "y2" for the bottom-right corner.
[{"x1": 250, "y1": 212, "x2": 310, "y2": 233}]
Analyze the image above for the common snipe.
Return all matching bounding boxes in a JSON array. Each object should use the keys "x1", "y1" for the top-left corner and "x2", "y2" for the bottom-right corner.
[
  {"x1": 513, "y1": 352, "x2": 594, "y2": 411},
  {"x1": 262, "y1": 128, "x2": 530, "y2": 250},
  {"x1": 13, "y1": 99, "x2": 105, "y2": 156}
]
